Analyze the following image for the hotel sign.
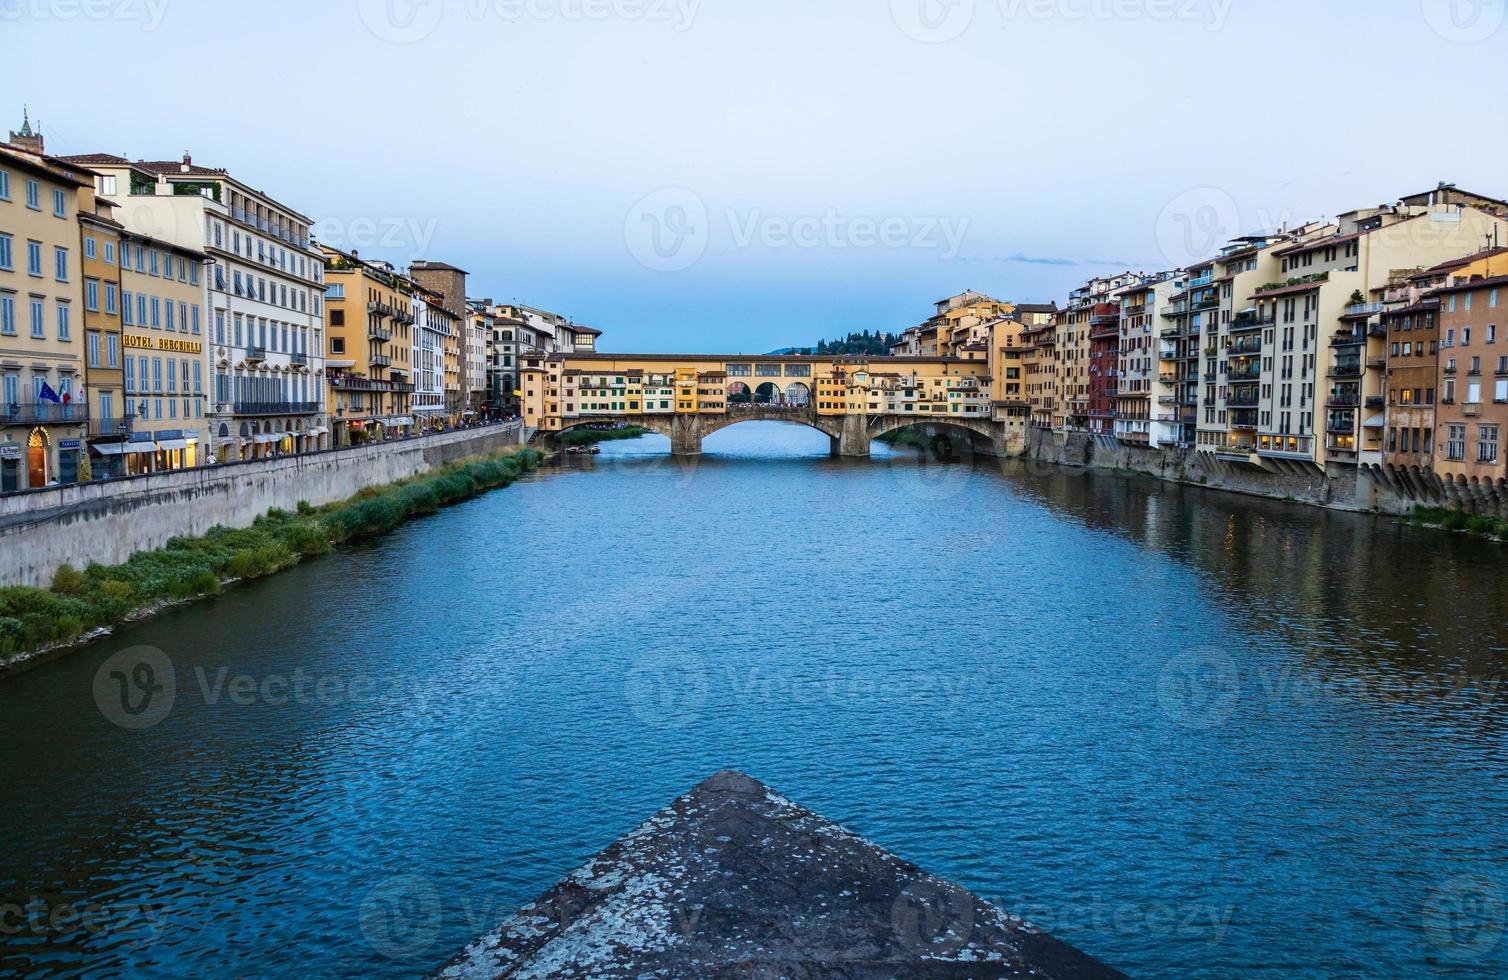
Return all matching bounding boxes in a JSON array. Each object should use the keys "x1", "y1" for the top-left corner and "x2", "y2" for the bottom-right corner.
[{"x1": 124, "y1": 335, "x2": 203, "y2": 355}]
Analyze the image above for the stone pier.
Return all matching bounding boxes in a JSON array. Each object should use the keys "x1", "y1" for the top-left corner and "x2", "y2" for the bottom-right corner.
[{"x1": 432, "y1": 771, "x2": 1128, "y2": 979}]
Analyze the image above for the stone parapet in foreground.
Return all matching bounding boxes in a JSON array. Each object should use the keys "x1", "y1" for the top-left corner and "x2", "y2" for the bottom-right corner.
[{"x1": 433, "y1": 771, "x2": 1128, "y2": 979}]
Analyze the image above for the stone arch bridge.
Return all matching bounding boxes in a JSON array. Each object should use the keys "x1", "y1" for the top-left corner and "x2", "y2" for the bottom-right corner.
[{"x1": 541, "y1": 407, "x2": 1009, "y2": 458}]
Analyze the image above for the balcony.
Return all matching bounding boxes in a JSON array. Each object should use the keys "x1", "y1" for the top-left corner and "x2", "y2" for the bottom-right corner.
[
  {"x1": 1226, "y1": 394, "x2": 1260, "y2": 409},
  {"x1": 1365, "y1": 396, "x2": 1385, "y2": 410},
  {"x1": 233, "y1": 401, "x2": 320, "y2": 416},
  {"x1": 0, "y1": 403, "x2": 90, "y2": 425},
  {"x1": 1227, "y1": 367, "x2": 1261, "y2": 382},
  {"x1": 370, "y1": 354, "x2": 393, "y2": 368},
  {"x1": 92, "y1": 416, "x2": 134, "y2": 435},
  {"x1": 1229, "y1": 341, "x2": 1262, "y2": 357},
  {"x1": 1231, "y1": 313, "x2": 1274, "y2": 332},
  {"x1": 1344, "y1": 301, "x2": 1387, "y2": 317},
  {"x1": 1330, "y1": 332, "x2": 1365, "y2": 348},
  {"x1": 1464, "y1": 402, "x2": 1483, "y2": 417},
  {"x1": 245, "y1": 346, "x2": 268, "y2": 362},
  {"x1": 1326, "y1": 394, "x2": 1360, "y2": 408},
  {"x1": 368, "y1": 301, "x2": 399, "y2": 319},
  {"x1": 1328, "y1": 363, "x2": 1363, "y2": 380},
  {"x1": 370, "y1": 325, "x2": 393, "y2": 342},
  {"x1": 1366, "y1": 356, "x2": 1386, "y2": 370},
  {"x1": 1161, "y1": 305, "x2": 1188, "y2": 319},
  {"x1": 291, "y1": 352, "x2": 309, "y2": 366}
]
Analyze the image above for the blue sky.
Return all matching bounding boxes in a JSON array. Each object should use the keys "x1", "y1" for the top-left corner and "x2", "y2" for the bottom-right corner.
[{"x1": 5, "y1": 0, "x2": 1507, "y2": 351}]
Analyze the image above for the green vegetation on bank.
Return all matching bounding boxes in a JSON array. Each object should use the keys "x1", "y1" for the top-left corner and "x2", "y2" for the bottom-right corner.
[
  {"x1": 0, "y1": 448, "x2": 544, "y2": 661},
  {"x1": 1412, "y1": 506, "x2": 1508, "y2": 540},
  {"x1": 558, "y1": 426, "x2": 649, "y2": 446}
]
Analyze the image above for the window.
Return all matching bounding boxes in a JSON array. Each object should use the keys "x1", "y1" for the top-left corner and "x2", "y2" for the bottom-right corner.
[
  {"x1": 53, "y1": 189, "x2": 66, "y2": 217},
  {"x1": 27, "y1": 240, "x2": 41, "y2": 276},
  {"x1": 0, "y1": 170, "x2": 8, "y2": 200},
  {"x1": 25, "y1": 179, "x2": 39, "y2": 210},
  {"x1": 85, "y1": 279, "x2": 99, "y2": 312},
  {"x1": 0, "y1": 234, "x2": 10, "y2": 271},
  {"x1": 87, "y1": 332, "x2": 101, "y2": 368},
  {"x1": 1480, "y1": 425, "x2": 1500, "y2": 464},
  {"x1": 122, "y1": 291, "x2": 134, "y2": 325},
  {"x1": 103, "y1": 242, "x2": 114, "y2": 265},
  {"x1": 30, "y1": 299, "x2": 44, "y2": 338},
  {"x1": 57, "y1": 302, "x2": 69, "y2": 340},
  {"x1": 54, "y1": 246, "x2": 68, "y2": 282},
  {"x1": 85, "y1": 237, "x2": 97, "y2": 260},
  {"x1": 1446, "y1": 423, "x2": 1467, "y2": 461},
  {"x1": 105, "y1": 282, "x2": 117, "y2": 315},
  {"x1": 107, "y1": 333, "x2": 119, "y2": 368},
  {"x1": 0, "y1": 293, "x2": 13, "y2": 335}
]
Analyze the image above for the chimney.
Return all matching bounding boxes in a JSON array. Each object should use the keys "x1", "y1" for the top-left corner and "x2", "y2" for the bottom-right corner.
[{"x1": 181, "y1": 151, "x2": 192, "y2": 173}]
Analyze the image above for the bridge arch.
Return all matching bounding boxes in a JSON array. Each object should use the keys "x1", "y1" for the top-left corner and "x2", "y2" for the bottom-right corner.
[{"x1": 868, "y1": 415, "x2": 1005, "y2": 456}]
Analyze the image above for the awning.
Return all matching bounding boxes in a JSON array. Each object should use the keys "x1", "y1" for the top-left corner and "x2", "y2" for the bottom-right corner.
[
  {"x1": 254, "y1": 434, "x2": 281, "y2": 445},
  {"x1": 124, "y1": 442, "x2": 157, "y2": 454},
  {"x1": 383, "y1": 417, "x2": 415, "y2": 427},
  {"x1": 89, "y1": 443, "x2": 130, "y2": 456},
  {"x1": 156, "y1": 439, "x2": 191, "y2": 452},
  {"x1": 308, "y1": 427, "x2": 329, "y2": 436},
  {"x1": 1363, "y1": 414, "x2": 1386, "y2": 429}
]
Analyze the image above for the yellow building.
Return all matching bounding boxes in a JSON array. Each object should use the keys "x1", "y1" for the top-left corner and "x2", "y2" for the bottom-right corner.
[
  {"x1": 321, "y1": 247, "x2": 416, "y2": 446},
  {"x1": 116, "y1": 228, "x2": 210, "y2": 473},
  {"x1": 0, "y1": 124, "x2": 92, "y2": 489},
  {"x1": 77, "y1": 184, "x2": 127, "y2": 477}
]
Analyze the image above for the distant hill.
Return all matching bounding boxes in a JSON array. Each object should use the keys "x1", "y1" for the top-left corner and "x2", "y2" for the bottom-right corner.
[{"x1": 770, "y1": 331, "x2": 900, "y2": 357}]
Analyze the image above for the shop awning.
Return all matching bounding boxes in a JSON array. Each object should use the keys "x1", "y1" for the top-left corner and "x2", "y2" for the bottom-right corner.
[
  {"x1": 383, "y1": 417, "x2": 415, "y2": 427},
  {"x1": 308, "y1": 427, "x2": 329, "y2": 436},
  {"x1": 156, "y1": 439, "x2": 192, "y2": 451},
  {"x1": 89, "y1": 443, "x2": 130, "y2": 456},
  {"x1": 254, "y1": 434, "x2": 281, "y2": 445}
]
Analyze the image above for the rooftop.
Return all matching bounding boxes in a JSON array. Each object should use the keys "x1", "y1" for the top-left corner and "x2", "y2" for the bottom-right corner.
[{"x1": 432, "y1": 771, "x2": 1125, "y2": 979}]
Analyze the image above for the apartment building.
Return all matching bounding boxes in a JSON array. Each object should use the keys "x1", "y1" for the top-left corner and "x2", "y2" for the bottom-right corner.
[
  {"x1": 1382, "y1": 296, "x2": 1441, "y2": 468},
  {"x1": 486, "y1": 304, "x2": 526, "y2": 417},
  {"x1": 116, "y1": 228, "x2": 210, "y2": 473},
  {"x1": 1255, "y1": 200, "x2": 1506, "y2": 470},
  {"x1": 1057, "y1": 273, "x2": 1140, "y2": 430},
  {"x1": 1114, "y1": 275, "x2": 1180, "y2": 447},
  {"x1": 465, "y1": 301, "x2": 491, "y2": 416},
  {"x1": 409, "y1": 260, "x2": 469, "y2": 421},
  {"x1": 77, "y1": 184, "x2": 127, "y2": 477},
  {"x1": 0, "y1": 125, "x2": 92, "y2": 490},
  {"x1": 1434, "y1": 274, "x2": 1508, "y2": 482},
  {"x1": 1021, "y1": 316, "x2": 1057, "y2": 428},
  {"x1": 63, "y1": 151, "x2": 328, "y2": 461},
  {"x1": 322, "y1": 247, "x2": 417, "y2": 446},
  {"x1": 413, "y1": 286, "x2": 453, "y2": 429},
  {"x1": 1086, "y1": 300, "x2": 1121, "y2": 435}
]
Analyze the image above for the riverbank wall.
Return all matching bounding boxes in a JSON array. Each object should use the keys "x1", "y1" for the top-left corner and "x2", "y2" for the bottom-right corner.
[
  {"x1": 1024, "y1": 427, "x2": 1508, "y2": 518},
  {"x1": 0, "y1": 423, "x2": 523, "y2": 590}
]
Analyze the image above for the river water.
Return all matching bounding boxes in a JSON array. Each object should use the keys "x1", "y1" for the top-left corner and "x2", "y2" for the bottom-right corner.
[{"x1": 0, "y1": 422, "x2": 1505, "y2": 978}]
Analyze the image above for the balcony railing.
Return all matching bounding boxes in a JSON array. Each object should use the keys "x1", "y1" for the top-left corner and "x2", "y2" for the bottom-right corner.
[
  {"x1": 370, "y1": 325, "x2": 393, "y2": 342},
  {"x1": 233, "y1": 401, "x2": 320, "y2": 416},
  {"x1": 0, "y1": 404, "x2": 91, "y2": 425},
  {"x1": 1330, "y1": 332, "x2": 1365, "y2": 348},
  {"x1": 291, "y1": 352, "x2": 309, "y2": 366},
  {"x1": 92, "y1": 415, "x2": 134, "y2": 435},
  {"x1": 1464, "y1": 402, "x2": 1483, "y2": 417},
  {"x1": 370, "y1": 354, "x2": 393, "y2": 368},
  {"x1": 1344, "y1": 301, "x2": 1387, "y2": 317},
  {"x1": 245, "y1": 346, "x2": 268, "y2": 362},
  {"x1": 1328, "y1": 363, "x2": 1363, "y2": 379}
]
